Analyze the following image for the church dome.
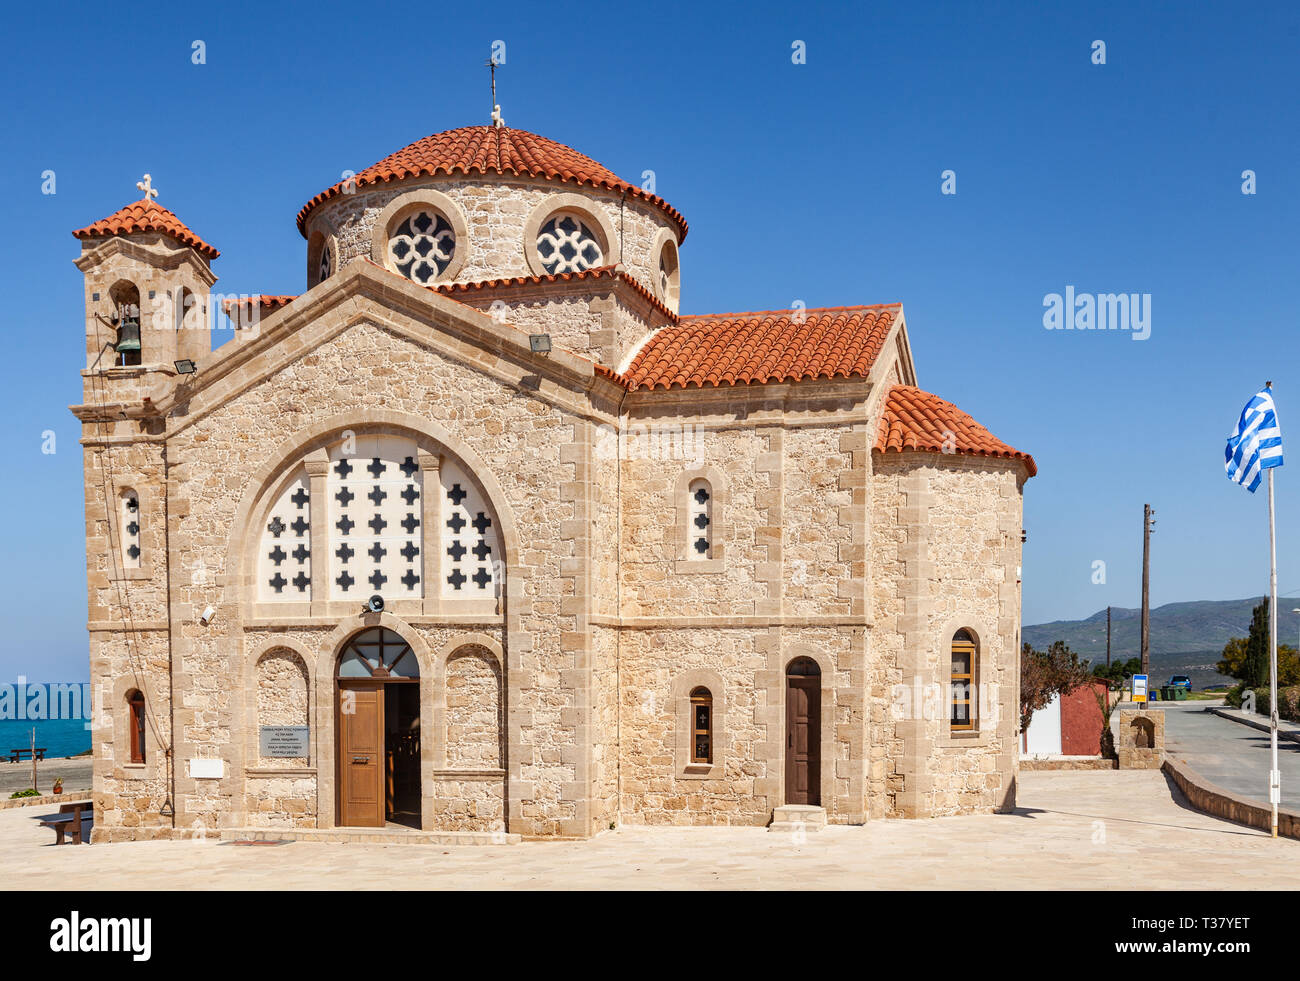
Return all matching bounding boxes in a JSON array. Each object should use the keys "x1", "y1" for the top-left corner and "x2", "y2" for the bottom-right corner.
[{"x1": 297, "y1": 125, "x2": 687, "y2": 241}]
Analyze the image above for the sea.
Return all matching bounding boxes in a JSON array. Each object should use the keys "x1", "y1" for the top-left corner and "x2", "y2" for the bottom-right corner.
[{"x1": 0, "y1": 717, "x2": 91, "y2": 759}]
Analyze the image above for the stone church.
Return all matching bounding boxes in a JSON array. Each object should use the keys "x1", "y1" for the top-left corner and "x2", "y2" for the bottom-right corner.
[{"x1": 70, "y1": 121, "x2": 1035, "y2": 841}]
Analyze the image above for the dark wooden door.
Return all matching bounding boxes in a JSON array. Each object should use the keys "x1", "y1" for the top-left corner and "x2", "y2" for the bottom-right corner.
[
  {"x1": 785, "y1": 677, "x2": 821, "y2": 805},
  {"x1": 339, "y1": 686, "x2": 384, "y2": 827}
]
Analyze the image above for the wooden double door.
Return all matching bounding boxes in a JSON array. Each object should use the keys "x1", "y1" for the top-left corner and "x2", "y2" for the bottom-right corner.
[{"x1": 785, "y1": 660, "x2": 822, "y2": 806}]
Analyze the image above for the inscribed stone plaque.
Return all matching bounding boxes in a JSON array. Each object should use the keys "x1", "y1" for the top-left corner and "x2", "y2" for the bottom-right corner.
[{"x1": 260, "y1": 726, "x2": 310, "y2": 758}]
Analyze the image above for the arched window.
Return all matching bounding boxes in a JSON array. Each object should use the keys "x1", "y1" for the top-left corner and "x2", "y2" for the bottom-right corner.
[
  {"x1": 687, "y1": 478, "x2": 712, "y2": 559},
  {"x1": 120, "y1": 489, "x2": 141, "y2": 569},
  {"x1": 388, "y1": 209, "x2": 456, "y2": 284},
  {"x1": 657, "y1": 237, "x2": 680, "y2": 313},
  {"x1": 109, "y1": 281, "x2": 141, "y2": 367},
  {"x1": 258, "y1": 468, "x2": 312, "y2": 601},
  {"x1": 536, "y1": 211, "x2": 604, "y2": 274},
  {"x1": 336, "y1": 627, "x2": 420, "y2": 679},
  {"x1": 127, "y1": 690, "x2": 146, "y2": 764},
  {"x1": 950, "y1": 629, "x2": 976, "y2": 731},
  {"x1": 690, "y1": 687, "x2": 713, "y2": 763}
]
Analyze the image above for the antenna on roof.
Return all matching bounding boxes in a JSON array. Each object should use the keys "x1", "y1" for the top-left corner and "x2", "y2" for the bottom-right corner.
[{"x1": 485, "y1": 56, "x2": 504, "y2": 128}]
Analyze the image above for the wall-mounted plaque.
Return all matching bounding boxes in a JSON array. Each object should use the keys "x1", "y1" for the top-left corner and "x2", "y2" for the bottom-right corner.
[{"x1": 259, "y1": 726, "x2": 310, "y2": 758}]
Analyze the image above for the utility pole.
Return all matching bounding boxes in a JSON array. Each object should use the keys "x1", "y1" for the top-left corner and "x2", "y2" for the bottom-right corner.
[
  {"x1": 1106, "y1": 605, "x2": 1112, "y2": 668},
  {"x1": 1141, "y1": 504, "x2": 1156, "y2": 675}
]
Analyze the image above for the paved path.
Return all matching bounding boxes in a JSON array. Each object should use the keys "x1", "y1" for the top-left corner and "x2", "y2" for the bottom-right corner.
[
  {"x1": 0, "y1": 757, "x2": 92, "y2": 796},
  {"x1": 3, "y1": 770, "x2": 1297, "y2": 890},
  {"x1": 1158, "y1": 701, "x2": 1300, "y2": 809}
]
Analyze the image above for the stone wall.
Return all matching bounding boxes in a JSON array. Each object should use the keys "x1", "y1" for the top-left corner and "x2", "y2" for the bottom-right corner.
[
  {"x1": 309, "y1": 175, "x2": 675, "y2": 312},
  {"x1": 869, "y1": 451, "x2": 1025, "y2": 818}
]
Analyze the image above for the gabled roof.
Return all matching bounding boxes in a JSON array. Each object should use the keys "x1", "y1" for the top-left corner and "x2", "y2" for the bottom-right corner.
[
  {"x1": 615, "y1": 304, "x2": 900, "y2": 391},
  {"x1": 72, "y1": 198, "x2": 220, "y2": 260},
  {"x1": 874, "y1": 384, "x2": 1036, "y2": 476},
  {"x1": 297, "y1": 125, "x2": 688, "y2": 241}
]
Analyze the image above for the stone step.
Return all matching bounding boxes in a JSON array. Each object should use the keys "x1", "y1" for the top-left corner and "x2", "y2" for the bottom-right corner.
[
  {"x1": 768, "y1": 804, "x2": 827, "y2": 832},
  {"x1": 218, "y1": 827, "x2": 520, "y2": 846}
]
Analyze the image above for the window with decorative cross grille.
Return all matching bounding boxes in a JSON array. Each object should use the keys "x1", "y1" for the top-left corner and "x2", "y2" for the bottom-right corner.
[
  {"x1": 440, "y1": 459, "x2": 498, "y2": 598},
  {"x1": 318, "y1": 240, "x2": 332, "y2": 283},
  {"x1": 328, "y1": 436, "x2": 423, "y2": 601},
  {"x1": 690, "y1": 687, "x2": 713, "y2": 763},
  {"x1": 258, "y1": 469, "x2": 312, "y2": 601},
  {"x1": 687, "y1": 478, "x2": 712, "y2": 559},
  {"x1": 388, "y1": 210, "x2": 455, "y2": 284},
  {"x1": 120, "y1": 489, "x2": 141, "y2": 569},
  {"x1": 536, "y1": 212, "x2": 603, "y2": 275}
]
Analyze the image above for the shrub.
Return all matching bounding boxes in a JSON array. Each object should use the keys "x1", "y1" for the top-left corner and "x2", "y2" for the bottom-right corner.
[
  {"x1": 9, "y1": 788, "x2": 39, "y2": 799},
  {"x1": 1225, "y1": 684, "x2": 1245, "y2": 708}
]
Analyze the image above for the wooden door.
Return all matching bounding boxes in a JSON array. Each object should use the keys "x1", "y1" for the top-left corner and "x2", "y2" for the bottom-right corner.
[
  {"x1": 339, "y1": 686, "x2": 384, "y2": 827},
  {"x1": 785, "y1": 677, "x2": 821, "y2": 805}
]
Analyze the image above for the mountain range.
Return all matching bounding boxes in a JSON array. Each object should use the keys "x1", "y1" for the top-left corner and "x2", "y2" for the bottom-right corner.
[{"x1": 1022, "y1": 596, "x2": 1300, "y2": 688}]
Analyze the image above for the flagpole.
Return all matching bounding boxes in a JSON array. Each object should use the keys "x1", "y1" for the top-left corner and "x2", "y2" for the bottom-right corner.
[{"x1": 1268, "y1": 463, "x2": 1280, "y2": 838}]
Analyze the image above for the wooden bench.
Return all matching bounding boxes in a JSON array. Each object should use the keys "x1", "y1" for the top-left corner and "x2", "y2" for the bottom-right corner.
[
  {"x1": 36, "y1": 800, "x2": 93, "y2": 845},
  {"x1": 8, "y1": 747, "x2": 47, "y2": 763}
]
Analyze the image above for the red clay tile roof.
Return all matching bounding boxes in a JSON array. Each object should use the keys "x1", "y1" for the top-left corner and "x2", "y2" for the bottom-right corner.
[
  {"x1": 874, "y1": 384, "x2": 1036, "y2": 476},
  {"x1": 432, "y1": 265, "x2": 676, "y2": 322},
  {"x1": 618, "y1": 304, "x2": 899, "y2": 391},
  {"x1": 72, "y1": 198, "x2": 220, "y2": 260},
  {"x1": 296, "y1": 125, "x2": 687, "y2": 241},
  {"x1": 220, "y1": 295, "x2": 297, "y2": 316}
]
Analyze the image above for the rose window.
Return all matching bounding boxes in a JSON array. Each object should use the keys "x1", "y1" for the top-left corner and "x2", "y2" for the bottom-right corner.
[
  {"x1": 536, "y1": 213, "x2": 603, "y2": 274},
  {"x1": 389, "y1": 210, "x2": 456, "y2": 284}
]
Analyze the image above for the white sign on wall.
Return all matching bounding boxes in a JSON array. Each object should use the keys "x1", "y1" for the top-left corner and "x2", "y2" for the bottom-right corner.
[{"x1": 188, "y1": 758, "x2": 224, "y2": 779}]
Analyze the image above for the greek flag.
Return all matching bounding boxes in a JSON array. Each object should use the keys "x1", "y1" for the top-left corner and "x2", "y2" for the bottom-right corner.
[{"x1": 1225, "y1": 388, "x2": 1284, "y2": 493}]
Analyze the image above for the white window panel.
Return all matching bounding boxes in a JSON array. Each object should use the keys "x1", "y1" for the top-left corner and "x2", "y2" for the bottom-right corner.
[
  {"x1": 328, "y1": 436, "x2": 423, "y2": 600},
  {"x1": 440, "y1": 459, "x2": 499, "y2": 597},
  {"x1": 257, "y1": 469, "x2": 311, "y2": 600}
]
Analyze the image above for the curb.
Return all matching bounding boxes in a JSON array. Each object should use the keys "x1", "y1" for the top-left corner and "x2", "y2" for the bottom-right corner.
[
  {"x1": 1207, "y1": 707, "x2": 1300, "y2": 744},
  {"x1": 0, "y1": 792, "x2": 93, "y2": 811},
  {"x1": 1162, "y1": 756, "x2": 1300, "y2": 840}
]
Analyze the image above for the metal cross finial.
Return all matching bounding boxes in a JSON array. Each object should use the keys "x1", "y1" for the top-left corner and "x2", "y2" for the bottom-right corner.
[
  {"x1": 484, "y1": 57, "x2": 504, "y2": 128},
  {"x1": 136, "y1": 174, "x2": 158, "y2": 201}
]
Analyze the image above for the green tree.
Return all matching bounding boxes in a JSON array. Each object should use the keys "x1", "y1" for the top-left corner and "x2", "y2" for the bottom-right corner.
[{"x1": 1243, "y1": 598, "x2": 1270, "y2": 689}]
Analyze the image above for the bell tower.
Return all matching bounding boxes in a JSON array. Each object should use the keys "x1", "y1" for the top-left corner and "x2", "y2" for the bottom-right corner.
[{"x1": 73, "y1": 175, "x2": 219, "y2": 404}]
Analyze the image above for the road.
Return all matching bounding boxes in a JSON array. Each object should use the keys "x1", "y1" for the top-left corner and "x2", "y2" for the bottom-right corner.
[{"x1": 1156, "y1": 700, "x2": 1300, "y2": 810}]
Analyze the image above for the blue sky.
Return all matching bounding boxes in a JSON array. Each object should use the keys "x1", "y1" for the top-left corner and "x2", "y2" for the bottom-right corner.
[{"x1": 2, "y1": 0, "x2": 1298, "y2": 680}]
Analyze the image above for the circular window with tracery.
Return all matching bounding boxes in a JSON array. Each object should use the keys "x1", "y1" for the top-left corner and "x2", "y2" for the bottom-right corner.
[
  {"x1": 389, "y1": 210, "x2": 456, "y2": 284},
  {"x1": 536, "y1": 213, "x2": 603, "y2": 275}
]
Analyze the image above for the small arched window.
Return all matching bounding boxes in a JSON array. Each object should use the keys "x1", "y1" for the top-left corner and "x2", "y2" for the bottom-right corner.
[
  {"x1": 536, "y1": 211, "x2": 604, "y2": 274},
  {"x1": 389, "y1": 209, "x2": 456, "y2": 284},
  {"x1": 690, "y1": 687, "x2": 713, "y2": 763},
  {"x1": 688, "y1": 478, "x2": 712, "y2": 559},
  {"x1": 109, "y1": 281, "x2": 142, "y2": 367},
  {"x1": 951, "y1": 629, "x2": 976, "y2": 731},
  {"x1": 127, "y1": 690, "x2": 146, "y2": 763},
  {"x1": 120, "y1": 489, "x2": 141, "y2": 569}
]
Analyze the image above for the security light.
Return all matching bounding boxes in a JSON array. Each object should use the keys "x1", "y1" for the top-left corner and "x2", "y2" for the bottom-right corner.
[
  {"x1": 174, "y1": 359, "x2": 197, "y2": 374},
  {"x1": 529, "y1": 333, "x2": 552, "y2": 355}
]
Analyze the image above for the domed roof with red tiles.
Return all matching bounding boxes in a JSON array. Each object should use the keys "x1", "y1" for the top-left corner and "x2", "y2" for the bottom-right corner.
[
  {"x1": 296, "y1": 125, "x2": 687, "y2": 241},
  {"x1": 874, "y1": 384, "x2": 1036, "y2": 476},
  {"x1": 618, "y1": 304, "x2": 899, "y2": 391},
  {"x1": 72, "y1": 198, "x2": 219, "y2": 260}
]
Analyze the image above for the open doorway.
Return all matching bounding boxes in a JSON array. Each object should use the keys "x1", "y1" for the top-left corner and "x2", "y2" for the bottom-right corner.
[{"x1": 336, "y1": 627, "x2": 422, "y2": 829}]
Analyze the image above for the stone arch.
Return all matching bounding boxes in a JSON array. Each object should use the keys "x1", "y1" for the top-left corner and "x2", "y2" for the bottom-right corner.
[
  {"x1": 371, "y1": 188, "x2": 470, "y2": 283},
  {"x1": 226, "y1": 409, "x2": 522, "y2": 619},
  {"x1": 311, "y1": 613, "x2": 435, "y2": 829},
  {"x1": 254, "y1": 646, "x2": 311, "y2": 765},
  {"x1": 523, "y1": 191, "x2": 621, "y2": 277},
  {"x1": 934, "y1": 615, "x2": 1000, "y2": 739},
  {"x1": 443, "y1": 644, "x2": 504, "y2": 769}
]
